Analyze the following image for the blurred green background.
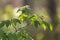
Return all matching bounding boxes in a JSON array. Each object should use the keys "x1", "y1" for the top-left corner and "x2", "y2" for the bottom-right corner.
[{"x1": 0, "y1": 0, "x2": 60, "y2": 40}]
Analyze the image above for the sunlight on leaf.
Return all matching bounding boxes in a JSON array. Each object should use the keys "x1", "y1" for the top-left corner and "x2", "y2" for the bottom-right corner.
[
  {"x1": 19, "y1": 14, "x2": 28, "y2": 22},
  {"x1": 42, "y1": 21, "x2": 53, "y2": 31},
  {"x1": 42, "y1": 24, "x2": 47, "y2": 31},
  {"x1": 49, "y1": 24, "x2": 53, "y2": 31}
]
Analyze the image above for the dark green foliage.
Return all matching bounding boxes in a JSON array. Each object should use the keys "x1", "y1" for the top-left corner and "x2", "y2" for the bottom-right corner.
[
  {"x1": 0, "y1": 20, "x2": 11, "y2": 28},
  {"x1": 34, "y1": 20, "x2": 40, "y2": 28},
  {"x1": 16, "y1": 30, "x2": 28, "y2": 40},
  {"x1": 0, "y1": 21, "x2": 5, "y2": 28},
  {"x1": 7, "y1": 33, "x2": 17, "y2": 40},
  {"x1": 0, "y1": 29, "x2": 7, "y2": 40},
  {"x1": 5, "y1": 20, "x2": 11, "y2": 27},
  {"x1": 11, "y1": 18, "x2": 21, "y2": 26},
  {"x1": 0, "y1": 19, "x2": 21, "y2": 28},
  {"x1": 22, "y1": 8, "x2": 32, "y2": 14}
]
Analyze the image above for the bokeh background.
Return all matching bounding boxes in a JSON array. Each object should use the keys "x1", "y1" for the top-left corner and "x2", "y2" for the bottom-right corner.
[{"x1": 0, "y1": 0, "x2": 60, "y2": 40}]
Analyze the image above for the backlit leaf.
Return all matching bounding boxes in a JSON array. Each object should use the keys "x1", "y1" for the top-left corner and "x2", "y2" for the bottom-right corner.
[
  {"x1": 42, "y1": 24, "x2": 46, "y2": 31},
  {"x1": 42, "y1": 21, "x2": 53, "y2": 31},
  {"x1": 49, "y1": 24, "x2": 53, "y2": 31}
]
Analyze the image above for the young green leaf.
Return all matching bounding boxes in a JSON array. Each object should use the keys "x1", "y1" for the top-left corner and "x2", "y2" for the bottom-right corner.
[
  {"x1": 42, "y1": 21, "x2": 53, "y2": 31},
  {"x1": 42, "y1": 24, "x2": 47, "y2": 31},
  {"x1": 49, "y1": 24, "x2": 53, "y2": 31},
  {"x1": 30, "y1": 15, "x2": 37, "y2": 23},
  {"x1": 19, "y1": 14, "x2": 28, "y2": 22}
]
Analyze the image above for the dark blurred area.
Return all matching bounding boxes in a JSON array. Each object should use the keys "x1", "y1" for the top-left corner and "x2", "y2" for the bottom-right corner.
[{"x1": 0, "y1": 0, "x2": 60, "y2": 40}]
